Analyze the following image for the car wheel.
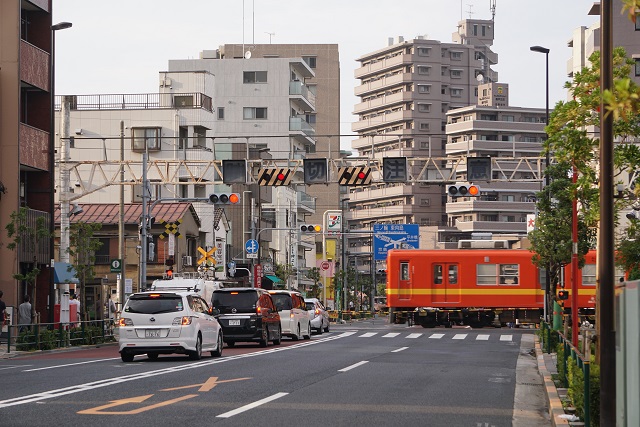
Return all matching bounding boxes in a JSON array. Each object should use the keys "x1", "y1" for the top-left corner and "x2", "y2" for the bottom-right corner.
[
  {"x1": 304, "y1": 323, "x2": 311, "y2": 340},
  {"x1": 147, "y1": 352, "x2": 159, "y2": 360},
  {"x1": 272, "y1": 325, "x2": 282, "y2": 345},
  {"x1": 317, "y1": 326, "x2": 323, "y2": 335},
  {"x1": 324, "y1": 322, "x2": 330, "y2": 333},
  {"x1": 259, "y1": 326, "x2": 269, "y2": 347},
  {"x1": 211, "y1": 333, "x2": 223, "y2": 357},
  {"x1": 121, "y1": 352, "x2": 134, "y2": 363},
  {"x1": 189, "y1": 334, "x2": 203, "y2": 360},
  {"x1": 292, "y1": 325, "x2": 300, "y2": 341}
]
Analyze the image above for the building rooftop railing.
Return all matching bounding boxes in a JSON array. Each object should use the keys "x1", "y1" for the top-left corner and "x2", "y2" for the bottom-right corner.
[{"x1": 55, "y1": 93, "x2": 213, "y2": 113}]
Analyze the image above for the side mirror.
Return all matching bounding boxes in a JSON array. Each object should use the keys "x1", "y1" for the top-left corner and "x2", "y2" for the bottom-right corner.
[{"x1": 209, "y1": 307, "x2": 220, "y2": 316}]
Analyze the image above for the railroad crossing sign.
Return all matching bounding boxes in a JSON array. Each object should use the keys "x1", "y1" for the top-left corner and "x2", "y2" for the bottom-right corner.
[
  {"x1": 159, "y1": 219, "x2": 182, "y2": 239},
  {"x1": 245, "y1": 239, "x2": 259, "y2": 259},
  {"x1": 197, "y1": 247, "x2": 216, "y2": 265}
]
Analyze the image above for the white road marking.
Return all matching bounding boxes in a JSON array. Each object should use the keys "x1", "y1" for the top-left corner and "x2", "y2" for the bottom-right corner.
[
  {"x1": 0, "y1": 332, "x2": 353, "y2": 408},
  {"x1": 359, "y1": 332, "x2": 377, "y2": 338},
  {"x1": 476, "y1": 334, "x2": 490, "y2": 341},
  {"x1": 405, "y1": 333, "x2": 422, "y2": 339},
  {"x1": 216, "y1": 392, "x2": 288, "y2": 418},
  {"x1": 500, "y1": 335, "x2": 513, "y2": 341},
  {"x1": 391, "y1": 347, "x2": 408, "y2": 353},
  {"x1": 452, "y1": 334, "x2": 468, "y2": 340},
  {"x1": 338, "y1": 361, "x2": 369, "y2": 372},
  {"x1": 24, "y1": 358, "x2": 121, "y2": 372},
  {"x1": 429, "y1": 333, "x2": 445, "y2": 339},
  {"x1": 0, "y1": 365, "x2": 32, "y2": 371},
  {"x1": 382, "y1": 333, "x2": 400, "y2": 338}
]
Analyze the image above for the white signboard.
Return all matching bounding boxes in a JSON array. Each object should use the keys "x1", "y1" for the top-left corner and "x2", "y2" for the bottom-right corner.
[
  {"x1": 326, "y1": 213, "x2": 342, "y2": 235},
  {"x1": 526, "y1": 214, "x2": 536, "y2": 233},
  {"x1": 125, "y1": 278, "x2": 133, "y2": 294}
]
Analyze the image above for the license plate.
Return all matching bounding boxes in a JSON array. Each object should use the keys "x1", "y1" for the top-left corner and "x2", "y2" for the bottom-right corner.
[
  {"x1": 228, "y1": 319, "x2": 241, "y2": 326},
  {"x1": 145, "y1": 329, "x2": 160, "y2": 338}
]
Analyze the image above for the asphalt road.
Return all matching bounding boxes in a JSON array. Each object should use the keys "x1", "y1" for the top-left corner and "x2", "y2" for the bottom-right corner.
[{"x1": 0, "y1": 320, "x2": 548, "y2": 427}]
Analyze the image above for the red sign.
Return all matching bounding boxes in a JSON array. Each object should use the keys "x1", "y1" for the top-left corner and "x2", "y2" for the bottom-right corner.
[
  {"x1": 254, "y1": 264, "x2": 263, "y2": 288},
  {"x1": 321, "y1": 261, "x2": 330, "y2": 271}
]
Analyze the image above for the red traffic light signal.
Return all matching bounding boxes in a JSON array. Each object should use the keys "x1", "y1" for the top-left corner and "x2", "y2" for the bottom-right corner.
[
  {"x1": 208, "y1": 193, "x2": 240, "y2": 204},
  {"x1": 557, "y1": 289, "x2": 569, "y2": 300},
  {"x1": 447, "y1": 183, "x2": 481, "y2": 197}
]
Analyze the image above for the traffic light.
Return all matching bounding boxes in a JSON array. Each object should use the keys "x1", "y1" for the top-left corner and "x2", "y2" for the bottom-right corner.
[
  {"x1": 258, "y1": 168, "x2": 293, "y2": 186},
  {"x1": 447, "y1": 183, "x2": 481, "y2": 197},
  {"x1": 557, "y1": 289, "x2": 569, "y2": 300},
  {"x1": 208, "y1": 193, "x2": 240, "y2": 204},
  {"x1": 338, "y1": 166, "x2": 371, "y2": 186},
  {"x1": 300, "y1": 224, "x2": 322, "y2": 233}
]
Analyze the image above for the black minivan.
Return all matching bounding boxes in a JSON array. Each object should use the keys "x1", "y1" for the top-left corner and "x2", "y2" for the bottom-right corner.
[{"x1": 211, "y1": 288, "x2": 282, "y2": 347}]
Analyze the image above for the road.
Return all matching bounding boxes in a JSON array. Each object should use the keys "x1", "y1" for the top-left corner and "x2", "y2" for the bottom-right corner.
[{"x1": 0, "y1": 320, "x2": 549, "y2": 426}]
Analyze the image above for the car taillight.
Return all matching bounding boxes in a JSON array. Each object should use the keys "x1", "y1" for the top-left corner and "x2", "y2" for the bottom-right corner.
[
  {"x1": 315, "y1": 309, "x2": 320, "y2": 315},
  {"x1": 119, "y1": 318, "x2": 133, "y2": 327},
  {"x1": 256, "y1": 306, "x2": 262, "y2": 314},
  {"x1": 172, "y1": 317, "x2": 192, "y2": 325},
  {"x1": 290, "y1": 312, "x2": 294, "y2": 318}
]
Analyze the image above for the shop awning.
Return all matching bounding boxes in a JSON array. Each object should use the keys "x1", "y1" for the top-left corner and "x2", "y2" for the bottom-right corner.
[
  {"x1": 265, "y1": 275, "x2": 282, "y2": 283},
  {"x1": 54, "y1": 262, "x2": 79, "y2": 284}
]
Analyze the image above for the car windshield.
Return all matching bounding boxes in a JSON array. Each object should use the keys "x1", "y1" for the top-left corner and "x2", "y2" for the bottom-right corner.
[
  {"x1": 124, "y1": 295, "x2": 184, "y2": 314},
  {"x1": 305, "y1": 302, "x2": 315, "y2": 310},
  {"x1": 212, "y1": 291, "x2": 258, "y2": 311},
  {"x1": 270, "y1": 294, "x2": 292, "y2": 311}
]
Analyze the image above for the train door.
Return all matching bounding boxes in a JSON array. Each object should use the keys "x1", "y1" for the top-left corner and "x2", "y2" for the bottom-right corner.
[
  {"x1": 398, "y1": 261, "x2": 411, "y2": 300},
  {"x1": 432, "y1": 263, "x2": 460, "y2": 303}
]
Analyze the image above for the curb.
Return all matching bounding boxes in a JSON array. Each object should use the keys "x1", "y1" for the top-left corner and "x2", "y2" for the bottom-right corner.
[
  {"x1": 0, "y1": 341, "x2": 118, "y2": 360},
  {"x1": 535, "y1": 336, "x2": 570, "y2": 427}
]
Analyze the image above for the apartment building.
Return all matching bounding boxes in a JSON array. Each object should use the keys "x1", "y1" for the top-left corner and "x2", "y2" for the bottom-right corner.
[
  {"x1": 445, "y1": 83, "x2": 545, "y2": 236},
  {"x1": 349, "y1": 19, "x2": 499, "y2": 265},
  {"x1": 0, "y1": 0, "x2": 56, "y2": 322}
]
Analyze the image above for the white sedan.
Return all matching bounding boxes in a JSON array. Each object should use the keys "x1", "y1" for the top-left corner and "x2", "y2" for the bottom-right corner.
[{"x1": 305, "y1": 298, "x2": 330, "y2": 334}]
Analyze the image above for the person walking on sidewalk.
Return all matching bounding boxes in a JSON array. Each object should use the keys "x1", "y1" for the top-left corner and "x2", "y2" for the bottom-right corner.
[
  {"x1": 18, "y1": 295, "x2": 32, "y2": 333},
  {"x1": 0, "y1": 290, "x2": 6, "y2": 331}
]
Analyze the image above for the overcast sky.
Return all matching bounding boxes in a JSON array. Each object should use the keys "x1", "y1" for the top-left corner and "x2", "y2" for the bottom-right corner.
[{"x1": 53, "y1": 0, "x2": 599, "y2": 149}]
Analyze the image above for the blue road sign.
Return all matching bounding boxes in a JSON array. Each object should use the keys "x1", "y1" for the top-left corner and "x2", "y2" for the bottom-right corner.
[
  {"x1": 373, "y1": 224, "x2": 419, "y2": 261},
  {"x1": 245, "y1": 239, "x2": 259, "y2": 254}
]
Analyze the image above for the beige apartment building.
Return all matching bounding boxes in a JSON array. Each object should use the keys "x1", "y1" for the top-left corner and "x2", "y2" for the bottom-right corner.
[{"x1": 348, "y1": 19, "x2": 499, "y2": 262}]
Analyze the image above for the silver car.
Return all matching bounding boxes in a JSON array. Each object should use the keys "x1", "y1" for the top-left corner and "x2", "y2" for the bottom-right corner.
[
  {"x1": 118, "y1": 291, "x2": 223, "y2": 362},
  {"x1": 305, "y1": 298, "x2": 330, "y2": 334}
]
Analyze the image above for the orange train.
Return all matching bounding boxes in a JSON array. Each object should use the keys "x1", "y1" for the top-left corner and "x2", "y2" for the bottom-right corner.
[{"x1": 385, "y1": 249, "x2": 603, "y2": 327}]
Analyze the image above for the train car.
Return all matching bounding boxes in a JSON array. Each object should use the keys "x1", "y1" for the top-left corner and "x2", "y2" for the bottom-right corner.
[{"x1": 386, "y1": 248, "x2": 599, "y2": 328}]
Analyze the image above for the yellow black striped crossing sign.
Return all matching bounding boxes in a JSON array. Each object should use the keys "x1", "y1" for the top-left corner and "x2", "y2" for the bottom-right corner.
[
  {"x1": 338, "y1": 166, "x2": 372, "y2": 186},
  {"x1": 159, "y1": 219, "x2": 182, "y2": 239},
  {"x1": 257, "y1": 168, "x2": 293, "y2": 186}
]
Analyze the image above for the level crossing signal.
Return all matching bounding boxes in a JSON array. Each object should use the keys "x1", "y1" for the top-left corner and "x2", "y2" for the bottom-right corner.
[
  {"x1": 208, "y1": 193, "x2": 240, "y2": 204},
  {"x1": 258, "y1": 168, "x2": 293, "y2": 186},
  {"x1": 557, "y1": 289, "x2": 569, "y2": 300},
  {"x1": 300, "y1": 224, "x2": 322, "y2": 233},
  {"x1": 338, "y1": 166, "x2": 371, "y2": 186},
  {"x1": 447, "y1": 183, "x2": 481, "y2": 197}
]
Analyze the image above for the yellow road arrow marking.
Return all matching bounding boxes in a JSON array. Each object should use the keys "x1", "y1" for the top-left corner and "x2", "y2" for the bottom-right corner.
[
  {"x1": 161, "y1": 376, "x2": 252, "y2": 392},
  {"x1": 77, "y1": 394, "x2": 198, "y2": 415}
]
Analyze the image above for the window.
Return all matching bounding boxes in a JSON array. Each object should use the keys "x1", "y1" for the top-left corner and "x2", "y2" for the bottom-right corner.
[
  {"x1": 193, "y1": 126, "x2": 207, "y2": 147},
  {"x1": 448, "y1": 265, "x2": 458, "y2": 284},
  {"x1": 503, "y1": 115, "x2": 515, "y2": 122},
  {"x1": 420, "y1": 198, "x2": 430, "y2": 206},
  {"x1": 302, "y1": 56, "x2": 317, "y2": 68},
  {"x1": 420, "y1": 122, "x2": 430, "y2": 130},
  {"x1": 473, "y1": 24, "x2": 478, "y2": 36},
  {"x1": 417, "y1": 103, "x2": 431, "y2": 112},
  {"x1": 441, "y1": 85, "x2": 448, "y2": 95},
  {"x1": 243, "y1": 71, "x2": 267, "y2": 83},
  {"x1": 418, "y1": 66, "x2": 431, "y2": 75},
  {"x1": 420, "y1": 141, "x2": 429, "y2": 149},
  {"x1": 131, "y1": 127, "x2": 161, "y2": 151},
  {"x1": 417, "y1": 84, "x2": 431, "y2": 94},
  {"x1": 582, "y1": 264, "x2": 596, "y2": 285},
  {"x1": 635, "y1": 59, "x2": 640, "y2": 76},
  {"x1": 434, "y1": 265, "x2": 443, "y2": 284},
  {"x1": 450, "y1": 51, "x2": 462, "y2": 60},
  {"x1": 480, "y1": 114, "x2": 497, "y2": 121},
  {"x1": 450, "y1": 88, "x2": 463, "y2": 97},
  {"x1": 94, "y1": 238, "x2": 110, "y2": 265},
  {"x1": 417, "y1": 47, "x2": 431, "y2": 56},
  {"x1": 450, "y1": 70, "x2": 462, "y2": 78},
  {"x1": 217, "y1": 107, "x2": 225, "y2": 120},
  {"x1": 243, "y1": 107, "x2": 268, "y2": 119}
]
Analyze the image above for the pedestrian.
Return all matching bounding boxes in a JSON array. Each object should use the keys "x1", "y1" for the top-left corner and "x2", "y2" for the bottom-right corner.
[
  {"x1": 18, "y1": 295, "x2": 32, "y2": 333},
  {"x1": 348, "y1": 300, "x2": 354, "y2": 312},
  {"x1": 69, "y1": 293, "x2": 81, "y2": 325},
  {"x1": 106, "y1": 293, "x2": 117, "y2": 334},
  {"x1": 0, "y1": 290, "x2": 6, "y2": 331}
]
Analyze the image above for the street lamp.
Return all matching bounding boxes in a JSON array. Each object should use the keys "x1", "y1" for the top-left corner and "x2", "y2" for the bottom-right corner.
[
  {"x1": 530, "y1": 45, "x2": 551, "y2": 326},
  {"x1": 49, "y1": 21, "x2": 72, "y2": 323},
  {"x1": 340, "y1": 197, "x2": 350, "y2": 320}
]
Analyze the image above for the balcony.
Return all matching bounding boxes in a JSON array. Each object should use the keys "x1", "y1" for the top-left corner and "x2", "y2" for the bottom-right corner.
[
  {"x1": 446, "y1": 200, "x2": 535, "y2": 215},
  {"x1": 297, "y1": 191, "x2": 316, "y2": 214},
  {"x1": 289, "y1": 81, "x2": 316, "y2": 111},
  {"x1": 446, "y1": 119, "x2": 544, "y2": 135},
  {"x1": 349, "y1": 204, "x2": 414, "y2": 221},
  {"x1": 352, "y1": 110, "x2": 415, "y2": 133},
  {"x1": 354, "y1": 73, "x2": 413, "y2": 97},
  {"x1": 446, "y1": 140, "x2": 543, "y2": 157},
  {"x1": 289, "y1": 117, "x2": 316, "y2": 145},
  {"x1": 353, "y1": 91, "x2": 414, "y2": 115},
  {"x1": 20, "y1": 40, "x2": 49, "y2": 91},
  {"x1": 348, "y1": 185, "x2": 414, "y2": 202},
  {"x1": 453, "y1": 220, "x2": 526, "y2": 234},
  {"x1": 55, "y1": 93, "x2": 213, "y2": 112},
  {"x1": 19, "y1": 124, "x2": 50, "y2": 171},
  {"x1": 355, "y1": 53, "x2": 413, "y2": 79}
]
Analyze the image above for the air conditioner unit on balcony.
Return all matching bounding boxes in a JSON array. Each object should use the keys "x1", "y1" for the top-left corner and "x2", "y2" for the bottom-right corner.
[{"x1": 183, "y1": 255, "x2": 193, "y2": 266}]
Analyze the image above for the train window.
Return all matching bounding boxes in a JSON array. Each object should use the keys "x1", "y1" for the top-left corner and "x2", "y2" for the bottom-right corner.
[
  {"x1": 582, "y1": 264, "x2": 596, "y2": 286},
  {"x1": 448, "y1": 265, "x2": 458, "y2": 284},
  {"x1": 434, "y1": 265, "x2": 443, "y2": 284},
  {"x1": 400, "y1": 263, "x2": 410, "y2": 281},
  {"x1": 499, "y1": 264, "x2": 519, "y2": 285},
  {"x1": 476, "y1": 264, "x2": 497, "y2": 285}
]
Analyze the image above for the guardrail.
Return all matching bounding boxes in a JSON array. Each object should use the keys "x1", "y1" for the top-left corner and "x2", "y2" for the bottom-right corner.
[{"x1": 3, "y1": 319, "x2": 116, "y2": 354}]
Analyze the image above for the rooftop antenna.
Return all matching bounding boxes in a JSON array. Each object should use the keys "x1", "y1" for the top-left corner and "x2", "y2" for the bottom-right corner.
[
  {"x1": 265, "y1": 32, "x2": 275, "y2": 44},
  {"x1": 466, "y1": 3, "x2": 474, "y2": 19},
  {"x1": 490, "y1": 0, "x2": 496, "y2": 22}
]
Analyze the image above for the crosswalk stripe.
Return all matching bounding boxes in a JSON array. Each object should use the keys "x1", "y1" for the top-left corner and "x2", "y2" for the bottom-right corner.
[
  {"x1": 500, "y1": 335, "x2": 513, "y2": 341},
  {"x1": 382, "y1": 333, "x2": 400, "y2": 338},
  {"x1": 452, "y1": 334, "x2": 468, "y2": 340},
  {"x1": 359, "y1": 332, "x2": 377, "y2": 338},
  {"x1": 429, "y1": 333, "x2": 445, "y2": 339},
  {"x1": 406, "y1": 333, "x2": 422, "y2": 339},
  {"x1": 476, "y1": 334, "x2": 490, "y2": 340}
]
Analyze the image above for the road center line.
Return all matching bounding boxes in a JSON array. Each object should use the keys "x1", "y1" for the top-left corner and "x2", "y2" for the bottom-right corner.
[
  {"x1": 338, "y1": 361, "x2": 369, "y2": 372},
  {"x1": 216, "y1": 392, "x2": 288, "y2": 418},
  {"x1": 391, "y1": 347, "x2": 408, "y2": 353},
  {"x1": 24, "y1": 357, "x2": 121, "y2": 372}
]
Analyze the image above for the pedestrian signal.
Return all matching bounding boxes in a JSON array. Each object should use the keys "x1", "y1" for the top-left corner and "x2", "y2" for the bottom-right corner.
[
  {"x1": 447, "y1": 184, "x2": 481, "y2": 197},
  {"x1": 300, "y1": 224, "x2": 322, "y2": 233},
  {"x1": 208, "y1": 193, "x2": 240, "y2": 204},
  {"x1": 557, "y1": 289, "x2": 569, "y2": 300}
]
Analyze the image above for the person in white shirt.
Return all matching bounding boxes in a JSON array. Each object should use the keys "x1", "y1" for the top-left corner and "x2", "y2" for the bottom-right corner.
[{"x1": 70, "y1": 293, "x2": 81, "y2": 325}]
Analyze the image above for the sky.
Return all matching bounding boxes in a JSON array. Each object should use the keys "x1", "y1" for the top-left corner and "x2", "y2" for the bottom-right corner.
[{"x1": 53, "y1": 0, "x2": 600, "y2": 150}]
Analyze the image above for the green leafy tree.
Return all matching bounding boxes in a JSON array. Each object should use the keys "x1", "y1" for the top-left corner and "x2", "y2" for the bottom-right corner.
[
  {"x1": 67, "y1": 222, "x2": 103, "y2": 320},
  {"x1": 306, "y1": 267, "x2": 322, "y2": 299},
  {"x1": 274, "y1": 262, "x2": 294, "y2": 289}
]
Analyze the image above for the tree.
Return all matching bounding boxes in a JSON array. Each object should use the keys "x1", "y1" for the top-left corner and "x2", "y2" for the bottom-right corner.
[
  {"x1": 274, "y1": 262, "x2": 294, "y2": 289},
  {"x1": 5, "y1": 207, "x2": 52, "y2": 313},
  {"x1": 67, "y1": 221, "x2": 103, "y2": 320},
  {"x1": 306, "y1": 267, "x2": 322, "y2": 299}
]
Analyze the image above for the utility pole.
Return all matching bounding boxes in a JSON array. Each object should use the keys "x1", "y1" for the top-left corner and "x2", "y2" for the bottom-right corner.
[
  {"x1": 140, "y1": 150, "x2": 149, "y2": 291},
  {"x1": 118, "y1": 121, "x2": 126, "y2": 308},
  {"x1": 58, "y1": 96, "x2": 72, "y2": 324}
]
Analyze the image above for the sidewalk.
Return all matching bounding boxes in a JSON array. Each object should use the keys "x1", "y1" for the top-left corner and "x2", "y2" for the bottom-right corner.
[{"x1": 535, "y1": 336, "x2": 572, "y2": 427}]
